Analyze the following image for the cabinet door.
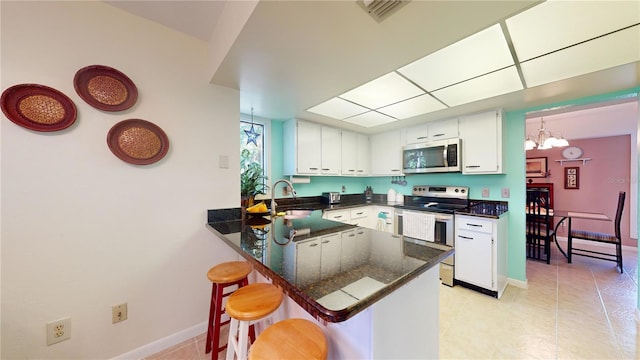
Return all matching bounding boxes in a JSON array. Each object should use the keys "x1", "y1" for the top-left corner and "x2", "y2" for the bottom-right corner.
[
  {"x1": 370, "y1": 130, "x2": 403, "y2": 176},
  {"x1": 454, "y1": 229, "x2": 493, "y2": 289},
  {"x1": 341, "y1": 131, "x2": 358, "y2": 176},
  {"x1": 323, "y1": 209, "x2": 350, "y2": 223},
  {"x1": 428, "y1": 118, "x2": 458, "y2": 142},
  {"x1": 296, "y1": 238, "x2": 321, "y2": 287},
  {"x1": 355, "y1": 228, "x2": 371, "y2": 266},
  {"x1": 321, "y1": 126, "x2": 341, "y2": 175},
  {"x1": 404, "y1": 123, "x2": 429, "y2": 145},
  {"x1": 459, "y1": 110, "x2": 502, "y2": 174},
  {"x1": 320, "y1": 233, "x2": 341, "y2": 278},
  {"x1": 297, "y1": 121, "x2": 322, "y2": 174},
  {"x1": 356, "y1": 134, "x2": 370, "y2": 175},
  {"x1": 340, "y1": 229, "x2": 357, "y2": 271}
]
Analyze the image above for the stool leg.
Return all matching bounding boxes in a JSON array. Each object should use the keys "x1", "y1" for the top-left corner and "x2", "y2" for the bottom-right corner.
[
  {"x1": 205, "y1": 283, "x2": 218, "y2": 354},
  {"x1": 226, "y1": 318, "x2": 239, "y2": 360},
  {"x1": 237, "y1": 321, "x2": 250, "y2": 360}
]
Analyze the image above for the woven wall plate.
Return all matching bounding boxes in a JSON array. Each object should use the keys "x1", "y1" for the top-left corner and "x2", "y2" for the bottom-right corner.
[
  {"x1": 1, "y1": 84, "x2": 77, "y2": 132},
  {"x1": 74, "y1": 65, "x2": 137, "y2": 111},
  {"x1": 107, "y1": 119, "x2": 169, "y2": 165}
]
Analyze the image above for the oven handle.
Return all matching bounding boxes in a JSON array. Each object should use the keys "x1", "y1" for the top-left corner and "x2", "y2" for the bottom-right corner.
[{"x1": 394, "y1": 211, "x2": 403, "y2": 236}]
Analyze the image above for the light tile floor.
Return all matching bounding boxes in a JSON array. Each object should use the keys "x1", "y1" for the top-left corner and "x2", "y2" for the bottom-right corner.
[{"x1": 146, "y1": 242, "x2": 638, "y2": 360}]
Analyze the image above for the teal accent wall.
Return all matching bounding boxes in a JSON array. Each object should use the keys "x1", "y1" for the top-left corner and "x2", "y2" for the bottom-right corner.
[{"x1": 269, "y1": 87, "x2": 639, "y2": 290}]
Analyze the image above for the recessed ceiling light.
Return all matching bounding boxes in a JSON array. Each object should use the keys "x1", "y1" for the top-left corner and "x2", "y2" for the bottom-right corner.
[
  {"x1": 342, "y1": 111, "x2": 397, "y2": 128},
  {"x1": 520, "y1": 26, "x2": 640, "y2": 87},
  {"x1": 377, "y1": 94, "x2": 447, "y2": 119},
  {"x1": 306, "y1": 97, "x2": 369, "y2": 119},
  {"x1": 398, "y1": 24, "x2": 514, "y2": 91},
  {"x1": 339, "y1": 72, "x2": 424, "y2": 109},
  {"x1": 432, "y1": 67, "x2": 523, "y2": 107},
  {"x1": 506, "y1": 0, "x2": 640, "y2": 61}
]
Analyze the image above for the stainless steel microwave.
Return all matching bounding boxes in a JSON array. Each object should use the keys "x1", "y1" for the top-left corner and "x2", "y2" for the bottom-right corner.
[{"x1": 402, "y1": 139, "x2": 461, "y2": 173}]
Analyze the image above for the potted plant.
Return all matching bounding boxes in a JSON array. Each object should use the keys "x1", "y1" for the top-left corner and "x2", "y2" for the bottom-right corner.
[{"x1": 240, "y1": 149, "x2": 268, "y2": 209}]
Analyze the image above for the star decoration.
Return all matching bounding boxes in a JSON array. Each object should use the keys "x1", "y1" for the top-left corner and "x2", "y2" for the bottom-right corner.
[{"x1": 244, "y1": 124, "x2": 260, "y2": 146}]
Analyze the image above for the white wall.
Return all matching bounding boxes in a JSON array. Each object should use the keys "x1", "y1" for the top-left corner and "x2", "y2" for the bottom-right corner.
[{"x1": 1, "y1": 1, "x2": 240, "y2": 358}]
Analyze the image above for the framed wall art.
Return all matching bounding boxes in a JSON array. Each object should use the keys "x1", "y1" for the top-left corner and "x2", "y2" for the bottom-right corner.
[
  {"x1": 564, "y1": 166, "x2": 580, "y2": 189},
  {"x1": 526, "y1": 157, "x2": 548, "y2": 178}
]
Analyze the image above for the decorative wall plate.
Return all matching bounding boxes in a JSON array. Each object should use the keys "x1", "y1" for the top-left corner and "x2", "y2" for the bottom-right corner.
[
  {"x1": 107, "y1": 119, "x2": 169, "y2": 165},
  {"x1": 1, "y1": 84, "x2": 77, "y2": 132},
  {"x1": 74, "y1": 65, "x2": 137, "y2": 111}
]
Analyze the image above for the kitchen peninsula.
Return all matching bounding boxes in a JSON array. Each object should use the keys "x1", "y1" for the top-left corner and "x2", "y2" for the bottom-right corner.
[{"x1": 207, "y1": 207, "x2": 453, "y2": 359}]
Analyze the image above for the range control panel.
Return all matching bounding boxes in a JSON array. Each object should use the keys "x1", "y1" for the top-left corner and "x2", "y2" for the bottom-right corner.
[{"x1": 412, "y1": 185, "x2": 469, "y2": 199}]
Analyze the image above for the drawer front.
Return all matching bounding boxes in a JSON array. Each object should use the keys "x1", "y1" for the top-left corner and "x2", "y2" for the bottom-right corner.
[
  {"x1": 323, "y1": 209, "x2": 350, "y2": 223},
  {"x1": 457, "y1": 216, "x2": 493, "y2": 234},
  {"x1": 349, "y1": 207, "x2": 369, "y2": 219}
]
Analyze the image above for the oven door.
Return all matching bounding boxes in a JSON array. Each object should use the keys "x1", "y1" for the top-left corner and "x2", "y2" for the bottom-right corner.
[{"x1": 395, "y1": 209, "x2": 453, "y2": 246}]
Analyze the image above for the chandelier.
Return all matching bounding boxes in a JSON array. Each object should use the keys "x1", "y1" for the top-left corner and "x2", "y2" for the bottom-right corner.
[{"x1": 525, "y1": 117, "x2": 569, "y2": 150}]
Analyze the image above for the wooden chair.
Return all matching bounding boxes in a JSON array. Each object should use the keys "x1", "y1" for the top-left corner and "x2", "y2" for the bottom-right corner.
[
  {"x1": 526, "y1": 188, "x2": 554, "y2": 264},
  {"x1": 568, "y1": 191, "x2": 625, "y2": 273}
]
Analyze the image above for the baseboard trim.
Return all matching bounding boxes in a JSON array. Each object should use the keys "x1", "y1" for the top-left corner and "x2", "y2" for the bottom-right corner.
[
  {"x1": 507, "y1": 277, "x2": 528, "y2": 289},
  {"x1": 111, "y1": 321, "x2": 207, "y2": 360}
]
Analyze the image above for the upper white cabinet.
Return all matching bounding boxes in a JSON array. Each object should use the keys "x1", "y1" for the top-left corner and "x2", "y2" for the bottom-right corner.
[
  {"x1": 341, "y1": 131, "x2": 370, "y2": 176},
  {"x1": 284, "y1": 119, "x2": 321, "y2": 175},
  {"x1": 459, "y1": 109, "x2": 504, "y2": 174},
  {"x1": 370, "y1": 130, "x2": 403, "y2": 176},
  {"x1": 321, "y1": 126, "x2": 341, "y2": 175},
  {"x1": 404, "y1": 117, "x2": 459, "y2": 145}
]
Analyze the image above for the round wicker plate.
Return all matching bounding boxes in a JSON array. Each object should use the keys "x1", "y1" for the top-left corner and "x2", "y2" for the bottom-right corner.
[
  {"x1": 74, "y1": 65, "x2": 138, "y2": 111},
  {"x1": 107, "y1": 119, "x2": 169, "y2": 165},
  {"x1": 1, "y1": 84, "x2": 77, "y2": 132}
]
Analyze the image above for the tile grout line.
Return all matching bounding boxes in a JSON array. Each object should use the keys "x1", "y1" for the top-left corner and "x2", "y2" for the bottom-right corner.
[{"x1": 590, "y1": 267, "x2": 625, "y2": 359}]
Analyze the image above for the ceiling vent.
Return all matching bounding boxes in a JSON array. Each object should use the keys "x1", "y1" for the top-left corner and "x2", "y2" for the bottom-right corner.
[{"x1": 357, "y1": 0, "x2": 410, "y2": 23}]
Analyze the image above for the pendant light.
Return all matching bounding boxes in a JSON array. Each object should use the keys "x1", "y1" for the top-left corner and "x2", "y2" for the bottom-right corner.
[{"x1": 525, "y1": 117, "x2": 569, "y2": 150}]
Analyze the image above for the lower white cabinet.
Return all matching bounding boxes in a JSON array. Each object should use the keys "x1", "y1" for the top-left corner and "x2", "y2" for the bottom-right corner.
[
  {"x1": 320, "y1": 233, "x2": 341, "y2": 278},
  {"x1": 295, "y1": 237, "x2": 321, "y2": 287},
  {"x1": 454, "y1": 214, "x2": 508, "y2": 298}
]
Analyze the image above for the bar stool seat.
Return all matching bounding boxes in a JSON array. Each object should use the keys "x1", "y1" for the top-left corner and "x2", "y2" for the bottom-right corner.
[
  {"x1": 205, "y1": 261, "x2": 253, "y2": 360},
  {"x1": 225, "y1": 283, "x2": 283, "y2": 360},
  {"x1": 249, "y1": 318, "x2": 328, "y2": 360}
]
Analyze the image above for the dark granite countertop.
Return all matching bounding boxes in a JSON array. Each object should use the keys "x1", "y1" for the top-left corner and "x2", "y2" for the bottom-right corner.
[{"x1": 207, "y1": 206, "x2": 453, "y2": 323}]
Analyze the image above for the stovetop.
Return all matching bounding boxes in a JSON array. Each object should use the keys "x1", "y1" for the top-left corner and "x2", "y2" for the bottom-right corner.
[{"x1": 402, "y1": 185, "x2": 470, "y2": 214}]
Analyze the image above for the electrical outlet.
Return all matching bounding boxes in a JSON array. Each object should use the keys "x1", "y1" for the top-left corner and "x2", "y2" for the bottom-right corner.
[
  {"x1": 341, "y1": 185, "x2": 346, "y2": 193},
  {"x1": 482, "y1": 188, "x2": 490, "y2": 197},
  {"x1": 46, "y1": 317, "x2": 71, "y2": 345},
  {"x1": 112, "y1": 303, "x2": 128, "y2": 324},
  {"x1": 501, "y1": 187, "x2": 510, "y2": 198}
]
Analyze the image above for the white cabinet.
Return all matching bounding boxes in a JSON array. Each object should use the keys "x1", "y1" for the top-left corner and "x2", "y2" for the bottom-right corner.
[
  {"x1": 295, "y1": 238, "x2": 321, "y2": 287},
  {"x1": 321, "y1": 127, "x2": 341, "y2": 175},
  {"x1": 341, "y1": 131, "x2": 370, "y2": 176},
  {"x1": 340, "y1": 229, "x2": 358, "y2": 271},
  {"x1": 284, "y1": 119, "x2": 321, "y2": 175},
  {"x1": 349, "y1": 206, "x2": 369, "y2": 225},
  {"x1": 322, "y1": 209, "x2": 350, "y2": 223},
  {"x1": 320, "y1": 233, "x2": 341, "y2": 278},
  {"x1": 459, "y1": 109, "x2": 504, "y2": 174},
  {"x1": 370, "y1": 130, "x2": 403, "y2": 176},
  {"x1": 404, "y1": 118, "x2": 458, "y2": 145},
  {"x1": 454, "y1": 214, "x2": 508, "y2": 298}
]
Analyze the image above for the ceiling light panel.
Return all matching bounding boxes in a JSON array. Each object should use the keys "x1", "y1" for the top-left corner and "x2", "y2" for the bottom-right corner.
[
  {"x1": 306, "y1": 97, "x2": 369, "y2": 119},
  {"x1": 397, "y1": 24, "x2": 514, "y2": 91},
  {"x1": 521, "y1": 25, "x2": 640, "y2": 88},
  {"x1": 342, "y1": 111, "x2": 397, "y2": 128},
  {"x1": 432, "y1": 66, "x2": 523, "y2": 107},
  {"x1": 377, "y1": 94, "x2": 447, "y2": 119},
  {"x1": 506, "y1": 0, "x2": 640, "y2": 61},
  {"x1": 339, "y1": 72, "x2": 425, "y2": 109}
]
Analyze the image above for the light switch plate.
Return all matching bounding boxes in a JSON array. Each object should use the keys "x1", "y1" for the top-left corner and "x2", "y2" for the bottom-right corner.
[
  {"x1": 482, "y1": 188, "x2": 490, "y2": 197},
  {"x1": 502, "y1": 187, "x2": 510, "y2": 198}
]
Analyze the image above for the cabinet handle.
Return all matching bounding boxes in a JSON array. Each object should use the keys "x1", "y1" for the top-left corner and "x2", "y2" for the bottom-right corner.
[
  {"x1": 357, "y1": 170, "x2": 364, "y2": 172},
  {"x1": 322, "y1": 168, "x2": 330, "y2": 171},
  {"x1": 357, "y1": 231, "x2": 364, "y2": 235},
  {"x1": 309, "y1": 243, "x2": 319, "y2": 247},
  {"x1": 356, "y1": 212, "x2": 364, "y2": 215},
  {"x1": 334, "y1": 215, "x2": 343, "y2": 219},
  {"x1": 349, "y1": 234, "x2": 356, "y2": 237},
  {"x1": 322, "y1": 240, "x2": 330, "y2": 244},
  {"x1": 465, "y1": 165, "x2": 480, "y2": 168},
  {"x1": 433, "y1": 133, "x2": 445, "y2": 137},
  {"x1": 309, "y1": 167, "x2": 319, "y2": 170},
  {"x1": 466, "y1": 223, "x2": 482, "y2": 227},
  {"x1": 458, "y1": 235, "x2": 473, "y2": 240},
  {"x1": 417, "y1": 136, "x2": 428, "y2": 140},
  {"x1": 391, "y1": 169, "x2": 401, "y2": 172},
  {"x1": 348, "y1": 169, "x2": 355, "y2": 172}
]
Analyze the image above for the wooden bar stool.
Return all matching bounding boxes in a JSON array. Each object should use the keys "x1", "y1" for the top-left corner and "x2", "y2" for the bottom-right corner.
[
  {"x1": 225, "y1": 283, "x2": 283, "y2": 360},
  {"x1": 205, "y1": 261, "x2": 253, "y2": 360},
  {"x1": 248, "y1": 318, "x2": 328, "y2": 360}
]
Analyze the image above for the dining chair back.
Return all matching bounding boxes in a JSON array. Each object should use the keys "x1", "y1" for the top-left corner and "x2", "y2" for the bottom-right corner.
[
  {"x1": 568, "y1": 191, "x2": 625, "y2": 273},
  {"x1": 526, "y1": 188, "x2": 554, "y2": 264}
]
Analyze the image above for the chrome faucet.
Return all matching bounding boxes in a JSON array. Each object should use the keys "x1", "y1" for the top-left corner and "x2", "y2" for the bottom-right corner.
[{"x1": 271, "y1": 179, "x2": 297, "y2": 215}]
